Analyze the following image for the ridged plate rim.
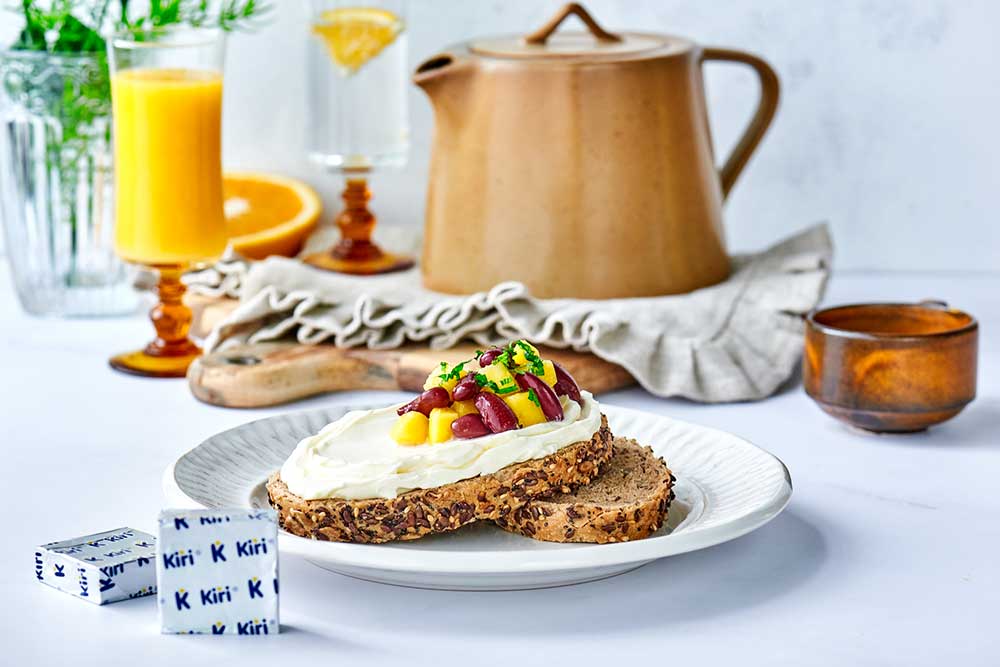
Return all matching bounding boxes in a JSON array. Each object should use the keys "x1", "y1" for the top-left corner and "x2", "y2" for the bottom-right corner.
[{"x1": 164, "y1": 403, "x2": 792, "y2": 574}]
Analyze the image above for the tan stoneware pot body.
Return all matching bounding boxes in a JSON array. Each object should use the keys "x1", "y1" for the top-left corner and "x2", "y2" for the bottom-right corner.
[{"x1": 414, "y1": 3, "x2": 779, "y2": 299}]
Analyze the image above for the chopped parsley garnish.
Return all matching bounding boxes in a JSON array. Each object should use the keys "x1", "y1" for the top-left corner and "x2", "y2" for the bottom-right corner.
[
  {"x1": 474, "y1": 349, "x2": 484, "y2": 360},
  {"x1": 527, "y1": 388, "x2": 541, "y2": 408},
  {"x1": 438, "y1": 361, "x2": 467, "y2": 382},
  {"x1": 473, "y1": 372, "x2": 518, "y2": 394},
  {"x1": 514, "y1": 340, "x2": 546, "y2": 376},
  {"x1": 495, "y1": 348, "x2": 513, "y2": 368}
]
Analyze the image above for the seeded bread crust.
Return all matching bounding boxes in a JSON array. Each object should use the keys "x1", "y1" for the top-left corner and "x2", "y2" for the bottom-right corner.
[
  {"x1": 266, "y1": 414, "x2": 613, "y2": 544},
  {"x1": 495, "y1": 438, "x2": 675, "y2": 544}
]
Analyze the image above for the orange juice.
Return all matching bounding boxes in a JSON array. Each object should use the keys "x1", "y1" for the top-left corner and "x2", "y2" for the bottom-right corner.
[{"x1": 112, "y1": 68, "x2": 228, "y2": 265}]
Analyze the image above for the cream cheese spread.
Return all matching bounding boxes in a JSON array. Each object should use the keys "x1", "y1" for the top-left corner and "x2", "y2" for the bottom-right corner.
[{"x1": 279, "y1": 391, "x2": 601, "y2": 500}]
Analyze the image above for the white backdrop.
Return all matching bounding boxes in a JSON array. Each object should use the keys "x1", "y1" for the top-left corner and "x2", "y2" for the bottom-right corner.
[{"x1": 4, "y1": 0, "x2": 1000, "y2": 271}]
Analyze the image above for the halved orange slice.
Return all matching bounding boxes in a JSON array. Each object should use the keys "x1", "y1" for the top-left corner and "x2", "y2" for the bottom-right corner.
[{"x1": 224, "y1": 172, "x2": 322, "y2": 260}]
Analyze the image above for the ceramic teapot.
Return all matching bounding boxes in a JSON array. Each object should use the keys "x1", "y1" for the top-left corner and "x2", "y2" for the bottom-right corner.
[{"x1": 415, "y1": 3, "x2": 779, "y2": 299}]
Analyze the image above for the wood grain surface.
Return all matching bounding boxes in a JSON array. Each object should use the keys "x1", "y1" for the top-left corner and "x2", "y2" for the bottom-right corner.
[{"x1": 187, "y1": 342, "x2": 635, "y2": 408}]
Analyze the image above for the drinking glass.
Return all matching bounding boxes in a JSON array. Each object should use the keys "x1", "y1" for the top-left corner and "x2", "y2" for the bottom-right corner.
[
  {"x1": 0, "y1": 49, "x2": 140, "y2": 317},
  {"x1": 302, "y1": 0, "x2": 413, "y2": 274},
  {"x1": 107, "y1": 28, "x2": 228, "y2": 377}
]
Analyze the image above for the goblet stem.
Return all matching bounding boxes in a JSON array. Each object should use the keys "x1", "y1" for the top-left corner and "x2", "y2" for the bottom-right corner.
[
  {"x1": 109, "y1": 265, "x2": 201, "y2": 378},
  {"x1": 302, "y1": 175, "x2": 414, "y2": 275},
  {"x1": 331, "y1": 177, "x2": 383, "y2": 262},
  {"x1": 146, "y1": 266, "x2": 200, "y2": 358}
]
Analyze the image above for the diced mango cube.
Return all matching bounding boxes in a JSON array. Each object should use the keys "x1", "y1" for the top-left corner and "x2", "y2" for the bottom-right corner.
[
  {"x1": 539, "y1": 359, "x2": 557, "y2": 387},
  {"x1": 391, "y1": 411, "x2": 429, "y2": 446},
  {"x1": 503, "y1": 391, "x2": 546, "y2": 427},
  {"x1": 423, "y1": 361, "x2": 470, "y2": 395},
  {"x1": 511, "y1": 341, "x2": 541, "y2": 367},
  {"x1": 480, "y1": 363, "x2": 518, "y2": 395},
  {"x1": 452, "y1": 400, "x2": 479, "y2": 417},
  {"x1": 428, "y1": 407, "x2": 459, "y2": 444}
]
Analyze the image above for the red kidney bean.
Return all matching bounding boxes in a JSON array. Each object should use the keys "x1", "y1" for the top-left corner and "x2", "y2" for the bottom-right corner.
[
  {"x1": 478, "y1": 346, "x2": 503, "y2": 366},
  {"x1": 451, "y1": 414, "x2": 491, "y2": 439},
  {"x1": 552, "y1": 361, "x2": 583, "y2": 406},
  {"x1": 451, "y1": 373, "x2": 480, "y2": 402},
  {"x1": 397, "y1": 386, "x2": 451, "y2": 416},
  {"x1": 516, "y1": 372, "x2": 564, "y2": 422},
  {"x1": 474, "y1": 392, "x2": 519, "y2": 433}
]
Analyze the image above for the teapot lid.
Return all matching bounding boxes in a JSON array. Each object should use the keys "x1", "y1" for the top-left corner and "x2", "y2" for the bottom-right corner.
[{"x1": 469, "y1": 3, "x2": 685, "y2": 61}]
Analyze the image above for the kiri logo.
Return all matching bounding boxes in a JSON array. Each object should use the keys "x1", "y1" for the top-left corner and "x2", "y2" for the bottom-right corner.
[
  {"x1": 137, "y1": 557, "x2": 151, "y2": 567},
  {"x1": 128, "y1": 586, "x2": 155, "y2": 599},
  {"x1": 248, "y1": 577, "x2": 264, "y2": 599},
  {"x1": 57, "y1": 545, "x2": 85, "y2": 555},
  {"x1": 86, "y1": 530, "x2": 136, "y2": 548},
  {"x1": 79, "y1": 569, "x2": 89, "y2": 597},
  {"x1": 211, "y1": 622, "x2": 226, "y2": 635},
  {"x1": 199, "y1": 515, "x2": 231, "y2": 525},
  {"x1": 162, "y1": 549, "x2": 196, "y2": 569},
  {"x1": 53, "y1": 563, "x2": 65, "y2": 578},
  {"x1": 135, "y1": 540, "x2": 154, "y2": 549},
  {"x1": 200, "y1": 585, "x2": 233, "y2": 606},
  {"x1": 236, "y1": 538, "x2": 268, "y2": 558},
  {"x1": 84, "y1": 556, "x2": 101, "y2": 563},
  {"x1": 104, "y1": 531, "x2": 134, "y2": 543},
  {"x1": 174, "y1": 588, "x2": 191, "y2": 611},
  {"x1": 173, "y1": 517, "x2": 189, "y2": 530},
  {"x1": 100, "y1": 563, "x2": 125, "y2": 578},
  {"x1": 236, "y1": 618, "x2": 272, "y2": 636},
  {"x1": 210, "y1": 540, "x2": 226, "y2": 563},
  {"x1": 34, "y1": 552, "x2": 44, "y2": 581},
  {"x1": 104, "y1": 548, "x2": 131, "y2": 558},
  {"x1": 99, "y1": 578, "x2": 116, "y2": 592}
]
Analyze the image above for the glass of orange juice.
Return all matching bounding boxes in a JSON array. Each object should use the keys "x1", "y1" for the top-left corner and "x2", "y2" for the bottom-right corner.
[{"x1": 107, "y1": 27, "x2": 228, "y2": 378}]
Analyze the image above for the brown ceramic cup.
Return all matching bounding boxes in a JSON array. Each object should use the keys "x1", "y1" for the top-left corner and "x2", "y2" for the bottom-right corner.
[{"x1": 803, "y1": 302, "x2": 978, "y2": 433}]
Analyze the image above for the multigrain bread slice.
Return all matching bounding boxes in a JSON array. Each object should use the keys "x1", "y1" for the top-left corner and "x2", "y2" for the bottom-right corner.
[
  {"x1": 495, "y1": 438, "x2": 675, "y2": 544},
  {"x1": 266, "y1": 414, "x2": 614, "y2": 543}
]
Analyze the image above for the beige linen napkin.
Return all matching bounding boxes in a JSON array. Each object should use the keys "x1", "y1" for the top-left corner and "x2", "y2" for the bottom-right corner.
[{"x1": 198, "y1": 224, "x2": 831, "y2": 402}]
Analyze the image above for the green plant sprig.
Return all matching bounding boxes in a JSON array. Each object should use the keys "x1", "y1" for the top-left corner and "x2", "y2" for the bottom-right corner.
[
  {"x1": 3, "y1": 0, "x2": 270, "y2": 286},
  {"x1": 10, "y1": 0, "x2": 270, "y2": 54}
]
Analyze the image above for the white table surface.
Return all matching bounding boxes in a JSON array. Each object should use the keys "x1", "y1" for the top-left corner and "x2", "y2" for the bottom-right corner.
[{"x1": 3, "y1": 266, "x2": 998, "y2": 666}]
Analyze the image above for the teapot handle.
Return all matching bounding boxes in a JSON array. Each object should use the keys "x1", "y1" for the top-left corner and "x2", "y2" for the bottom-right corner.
[
  {"x1": 701, "y1": 48, "x2": 780, "y2": 199},
  {"x1": 525, "y1": 3, "x2": 622, "y2": 45}
]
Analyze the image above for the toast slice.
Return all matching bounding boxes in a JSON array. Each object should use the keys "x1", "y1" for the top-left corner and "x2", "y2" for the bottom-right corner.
[
  {"x1": 267, "y1": 414, "x2": 614, "y2": 543},
  {"x1": 494, "y1": 438, "x2": 675, "y2": 544}
]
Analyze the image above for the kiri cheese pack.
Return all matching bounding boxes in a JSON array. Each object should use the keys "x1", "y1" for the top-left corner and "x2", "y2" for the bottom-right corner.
[
  {"x1": 34, "y1": 527, "x2": 157, "y2": 604},
  {"x1": 157, "y1": 508, "x2": 279, "y2": 635}
]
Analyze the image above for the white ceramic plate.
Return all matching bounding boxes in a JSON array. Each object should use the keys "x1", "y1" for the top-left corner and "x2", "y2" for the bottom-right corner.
[{"x1": 163, "y1": 404, "x2": 791, "y2": 591}]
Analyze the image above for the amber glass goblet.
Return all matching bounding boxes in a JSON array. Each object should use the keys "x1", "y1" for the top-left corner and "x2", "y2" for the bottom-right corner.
[{"x1": 107, "y1": 28, "x2": 228, "y2": 377}]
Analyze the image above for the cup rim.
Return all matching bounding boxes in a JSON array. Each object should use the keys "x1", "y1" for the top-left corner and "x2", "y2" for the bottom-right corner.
[
  {"x1": 111, "y1": 26, "x2": 224, "y2": 50},
  {"x1": 806, "y1": 302, "x2": 978, "y2": 342}
]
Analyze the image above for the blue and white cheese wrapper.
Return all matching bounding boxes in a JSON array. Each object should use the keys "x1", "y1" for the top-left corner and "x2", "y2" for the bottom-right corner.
[
  {"x1": 35, "y1": 528, "x2": 157, "y2": 605},
  {"x1": 157, "y1": 509, "x2": 279, "y2": 635}
]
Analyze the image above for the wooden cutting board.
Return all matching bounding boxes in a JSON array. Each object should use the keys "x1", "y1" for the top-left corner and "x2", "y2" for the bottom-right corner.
[{"x1": 187, "y1": 342, "x2": 635, "y2": 408}]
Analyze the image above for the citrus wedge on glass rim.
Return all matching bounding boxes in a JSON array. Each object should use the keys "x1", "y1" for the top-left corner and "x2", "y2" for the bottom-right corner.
[
  {"x1": 312, "y1": 7, "x2": 404, "y2": 74},
  {"x1": 223, "y1": 172, "x2": 322, "y2": 260}
]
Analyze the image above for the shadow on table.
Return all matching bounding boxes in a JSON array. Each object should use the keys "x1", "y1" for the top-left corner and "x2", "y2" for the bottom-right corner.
[
  {"x1": 822, "y1": 397, "x2": 999, "y2": 450},
  {"x1": 284, "y1": 506, "x2": 828, "y2": 638}
]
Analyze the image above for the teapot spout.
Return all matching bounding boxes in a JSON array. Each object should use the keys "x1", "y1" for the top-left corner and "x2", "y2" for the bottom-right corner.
[{"x1": 413, "y1": 52, "x2": 472, "y2": 96}]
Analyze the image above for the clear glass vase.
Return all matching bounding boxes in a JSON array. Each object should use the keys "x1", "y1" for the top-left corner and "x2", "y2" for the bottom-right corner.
[{"x1": 0, "y1": 49, "x2": 139, "y2": 317}]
